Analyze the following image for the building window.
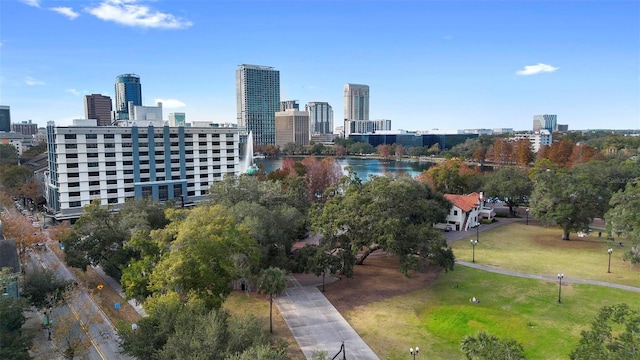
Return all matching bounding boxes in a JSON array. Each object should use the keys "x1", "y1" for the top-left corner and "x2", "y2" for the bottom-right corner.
[
  {"x1": 67, "y1": 163, "x2": 78, "y2": 168},
  {"x1": 104, "y1": 134, "x2": 115, "y2": 139},
  {"x1": 69, "y1": 201, "x2": 82, "y2": 208},
  {"x1": 105, "y1": 153, "x2": 115, "y2": 157},
  {"x1": 69, "y1": 192, "x2": 80, "y2": 197},
  {"x1": 123, "y1": 161, "x2": 133, "y2": 166},
  {"x1": 156, "y1": 159, "x2": 164, "y2": 164},
  {"x1": 107, "y1": 180, "x2": 117, "y2": 185},
  {"x1": 124, "y1": 170, "x2": 134, "y2": 175},
  {"x1": 155, "y1": 151, "x2": 164, "y2": 156},
  {"x1": 142, "y1": 186, "x2": 152, "y2": 197},
  {"x1": 64, "y1": 134, "x2": 77, "y2": 140},
  {"x1": 158, "y1": 185, "x2": 168, "y2": 201},
  {"x1": 199, "y1": 149, "x2": 207, "y2": 154},
  {"x1": 69, "y1": 182, "x2": 80, "y2": 188},
  {"x1": 87, "y1": 144, "x2": 98, "y2": 148},
  {"x1": 65, "y1": 144, "x2": 77, "y2": 149},
  {"x1": 107, "y1": 189, "x2": 118, "y2": 194},
  {"x1": 88, "y1": 162, "x2": 99, "y2": 167},
  {"x1": 139, "y1": 143, "x2": 148, "y2": 148},
  {"x1": 66, "y1": 154, "x2": 78, "y2": 159},
  {"x1": 453, "y1": 210, "x2": 458, "y2": 216},
  {"x1": 68, "y1": 172, "x2": 79, "y2": 178},
  {"x1": 106, "y1": 162, "x2": 116, "y2": 167},
  {"x1": 123, "y1": 152, "x2": 132, "y2": 156},
  {"x1": 106, "y1": 170, "x2": 117, "y2": 176},
  {"x1": 89, "y1": 181, "x2": 100, "y2": 186},
  {"x1": 86, "y1": 134, "x2": 97, "y2": 139},
  {"x1": 90, "y1": 190, "x2": 100, "y2": 196},
  {"x1": 87, "y1": 153, "x2": 99, "y2": 158},
  {"x1": 105, "y1": 143, "x2": 115, "y2": 148},
  {"x1": 108, "y1": 198, "x2": 118, "y2": 204},
  {"x1": 122, "y1": 134, "x2": 131, "y2": 139},
  {"x1": 124, "y1": 178, "x2": 133, "y2": 183},
  {"x1": 226, "y1": 165, "x2": 234, "y2": 169}
]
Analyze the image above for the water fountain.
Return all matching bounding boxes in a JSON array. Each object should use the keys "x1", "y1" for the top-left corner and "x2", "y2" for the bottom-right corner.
[{"x1": 243, "y1": 131, "x2": 259, "y2": 175}]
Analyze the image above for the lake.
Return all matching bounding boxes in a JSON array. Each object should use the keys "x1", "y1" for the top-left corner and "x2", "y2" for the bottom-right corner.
[{"x1": 254, "y1": 156, "x2": 436, "y2": 179}]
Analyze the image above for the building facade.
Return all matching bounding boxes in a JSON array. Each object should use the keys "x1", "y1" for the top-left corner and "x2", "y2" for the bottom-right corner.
[
  {"x1": 11, "y1": 120, "x2": 38, "y2": 136},
  {"x1": 280, "y1": 100, "x2": 299, "y2": 111},
  {"x1": 348, "y1": 132, "x2": 479, "y2": 151},
  {"x1": 0, "y1": 105, "x2": 10, "y2": 132},
  {"x1": 275, "y1": 109, "x2": 310, "y2": 147},
  {"x1": 169, "y1": 113, "x2": 186, "y2": 127},
  {"x1": 344, "y1": 119, "x2": 391, "y2": 138},
  {"x1": 114, "y1": 74, "x2": 142, "y2": 121},
  {"x1": 236, "y1": 64, "x2": 280, "y2": 146},
  {"x1": 512, "y1": 130, "x2": 552, "y2": 152},
  {"x1": 45, "y1": 120, "x2": 240, "y2": 220},
  {"x1": 533, "y1": 114, "x2": 557, "y2": 132},
  {"x1": 84, "y1": 94, "x2": 113, "y2": 126},
  {"x1": 306, "y1": 101, "x2": 333, "y2": 134},
  {"x1": 343, "y1": 84, "x2": 369, "y2": 121}
]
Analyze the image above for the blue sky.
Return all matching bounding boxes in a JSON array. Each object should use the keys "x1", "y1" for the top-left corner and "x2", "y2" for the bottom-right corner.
[{"x1": 1, "y1": 0, "x2": 638, "y2": 131}]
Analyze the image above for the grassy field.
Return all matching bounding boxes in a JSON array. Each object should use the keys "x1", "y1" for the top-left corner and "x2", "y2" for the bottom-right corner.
[
  {"x1": 341, "y1": 221, "x2": 639, "y2": 359},
  {"x1": 449, "y1": 221, "x2": 640, "y2": 287},
  {"x1": 347, "y1": 266, "x2": 639, "y2": 360}
]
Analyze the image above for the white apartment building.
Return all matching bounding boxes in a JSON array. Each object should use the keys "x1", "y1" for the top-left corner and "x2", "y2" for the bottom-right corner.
[
  {"x1": 343, "y1": 119, "x2": 391, "y2": 137},
  {"x1": 512, "y1": 129, "x2": 552, "y2": 153},
  {"x1": 45, "y1": 120, "x2": 241, "y2": 221}
]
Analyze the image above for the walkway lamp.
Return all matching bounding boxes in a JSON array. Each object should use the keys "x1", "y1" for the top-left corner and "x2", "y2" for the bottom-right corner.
[
  {"x1": 409, "y1": 346, "x2": 419, "y2": 359},
  {"x1": 470, "y1": 239, "x2": 478, "y2": 263},
  {"x1": 476, "y1": 222, "x2": 480, "y2": 242},
  {"x1": 526, "y1": 208, "x2": 530, "y2": 225},
  {"x1": 607, "y1": 248, "x2": 613, "y2": 273},
  {"x1": 557, "y1": 274, "x2": 564, "y2": 303}
]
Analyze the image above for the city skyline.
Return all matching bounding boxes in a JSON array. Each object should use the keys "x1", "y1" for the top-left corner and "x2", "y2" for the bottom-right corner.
[{"x1": 1, "y1": 0, "x2": 638, "y2": 131}]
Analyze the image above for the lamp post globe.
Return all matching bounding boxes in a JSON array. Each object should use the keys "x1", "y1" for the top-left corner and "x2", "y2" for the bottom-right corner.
[
  {"x1": 470, "y1": 239, "x2": 478, "y2": 263},
  {"x1": 607, "y1": 248, "x2": 613, "y2": 273},
  {"x1": 557, "y1": 274, "x2": 564, "y2": 303},
  {"x1": 409, "y1": 346, "x2": 419, "y2": 359}
]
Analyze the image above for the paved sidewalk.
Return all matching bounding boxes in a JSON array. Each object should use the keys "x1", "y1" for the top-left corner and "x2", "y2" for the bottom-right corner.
[
  {"x1": 457, "y1": 261, "x2": 640, "y2": 293},
  {"x1": 276, "y1": 277, "x2": 379, "y2": 360}
]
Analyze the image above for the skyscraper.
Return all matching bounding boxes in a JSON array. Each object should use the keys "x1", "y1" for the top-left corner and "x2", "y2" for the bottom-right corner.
[
  {"x1": 0, "y1": 105, "x2": 10, "y2": 132},
  {"x1": 306, "y1": 102, "x2": 333, "y2": 134},
  {"x1": 236, "y1": 64, "x2": 280, "y2": 146},
  {"x1": 115, "y1": 74, "x2": 142, "y2": 120},
  {"x1": 343, "y1": 84, "x2": 369, "y2": 121},
  {"x1": 275, "y1": 109, "x2": 310, "y2": 148},
  {"x1": 533, "y1": 114, "x2": 557, "y2": 132},
  {"x1": 84, "y1": 94, "x2": 113, "y2": 126},
  {"x1": 280, "y1": 100, "x2": 299, "y2": 111}
]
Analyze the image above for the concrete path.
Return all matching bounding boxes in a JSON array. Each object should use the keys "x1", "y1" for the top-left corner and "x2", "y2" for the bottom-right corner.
[
  {"x1": 275, "y1": 277, "x2": 379, "y2": 360},
  {"x1": 457, "y1": 260, "x2": 640, "y2": 293}
]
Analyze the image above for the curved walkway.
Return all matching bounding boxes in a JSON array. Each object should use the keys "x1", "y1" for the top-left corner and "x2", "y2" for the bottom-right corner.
[{"x1": 456, "y1": 261, "x2": 640, "y2": 293}]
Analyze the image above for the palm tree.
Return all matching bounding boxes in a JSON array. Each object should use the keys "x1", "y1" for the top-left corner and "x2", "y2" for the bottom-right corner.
[
  {"x1": 459, "y1": 331, "x2": 525, "y2": 360},
  {"x1": 258, "y1": 267, "x2": 288, "y2": 333}
]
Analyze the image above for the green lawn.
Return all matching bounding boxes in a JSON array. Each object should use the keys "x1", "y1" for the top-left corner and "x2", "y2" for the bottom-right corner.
[
  {"x1": 344, "y1": 221, "x2": 639, "y2": 359},
  {"x1": 348, "y1": 266, "x2": 639, "y2": 360},
  {"x1": 449, "y1": 221, "x2": 640, "y2": 287}
]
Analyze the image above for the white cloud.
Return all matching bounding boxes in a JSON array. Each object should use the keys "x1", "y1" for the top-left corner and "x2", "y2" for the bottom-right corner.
[
  {"x1": 155, "y1": 98, "x2": 186, "y2": 108},
  {"x1": 26, "y1": 76, "x2": 45, "y2": 86},
  {"x1": 50, "y1": 7, "x2": 80, "y2": 20},
  {"x1": 19, "y1": 0, "x2": 40, "y2": 8},
  {"x1": 65, "y1": 88, "x2": 81, "y2": 95},
  {"x1": 516, "y1": 63, "x2": 559, "y2": 76},
  {"x1": 86, "y1": 0, "x2": 192, "y2": 29}
]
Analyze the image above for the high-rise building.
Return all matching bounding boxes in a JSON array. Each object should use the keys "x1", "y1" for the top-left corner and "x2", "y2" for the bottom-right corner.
[
  {"x1": 115, "y1": 74, "x2": 142, "y2": 120},
  {"x1": 236, "y1": 64, "x2": 280, "y2": 146},
  {"x1": 306, "y1": 102, "x2": 333, "y2": 134},
  {"x1": 45, "y1": 120, "x2": 240, "y2": 221},
  {"x1": 280, "y1": 100, "x2": 299, "y2": 111},
  {"x1": 343, "y1": 84, "x2": 369, "y2": 121},
  {"x1": 11, "y1": 120, "x2": 38, "y2": 135},
  {"x1": 275, "y1": 109, "x2": 310, "y2": 148},
  {"x1": 84, "y1": 94, "x2": 113, "y2": 126},
  {"x1": 533, "y1": 114, "x2": 557, "y2": 132},
  {"x1": 0, "y1": 106, "x2": 10, "y2": 132},
  {"x1": 169, "y1": 113, "x2": 186, "y2": 127}
]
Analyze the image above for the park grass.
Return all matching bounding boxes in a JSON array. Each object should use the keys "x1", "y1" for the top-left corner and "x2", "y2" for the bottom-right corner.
[
  {"x1": 347, "y1": 266, "x2": 640, "y2": 360},
  {"x1": 223, "y1": 291, "x2": 306, "y2": 360},
  {"x1": 449, "y1": 221, "x2": 640, "y2": 287}
]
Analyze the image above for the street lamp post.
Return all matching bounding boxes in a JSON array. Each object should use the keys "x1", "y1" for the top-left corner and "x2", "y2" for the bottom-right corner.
[
  {"x1": 607, "y1": 248, "x2": 613, "y2": 273},
  {"x1": 470, "y1": 239, "x2": 478, "y2": 263},
  {"x1": 557, "y1": 274, "x2": 564, "y2": 303},
  {"x1": 526, "y1": 208, "x2": 530, "y2": 225},
  {"x1": 409, "y1": 346, "x2": 419, "y2": 359},
  {"x1": 475, "y1": 222, "x2": 480, "y2": 242}
]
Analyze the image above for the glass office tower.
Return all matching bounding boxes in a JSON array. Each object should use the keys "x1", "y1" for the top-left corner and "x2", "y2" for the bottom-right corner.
[
  {"x1": 115, "y1": 74, "x2": 142, "y2": 120},
  {"x1": 236, "y1": 64, "x2": 280, "y2": 146}
]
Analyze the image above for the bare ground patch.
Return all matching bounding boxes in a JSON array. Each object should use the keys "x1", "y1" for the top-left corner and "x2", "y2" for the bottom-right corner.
[{"x1": 316, "y1": 252, "x2": 441, "y2": 315}]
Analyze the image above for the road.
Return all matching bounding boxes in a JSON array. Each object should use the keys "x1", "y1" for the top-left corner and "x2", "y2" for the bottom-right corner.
[{"x1": 29, "y1": 241, "x2": 134, "y2": 360}]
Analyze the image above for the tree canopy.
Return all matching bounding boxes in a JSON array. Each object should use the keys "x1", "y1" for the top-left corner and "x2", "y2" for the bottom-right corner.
[
  {"x1": 311, "y1": 175, "x2": 454, "y2": 275},
  {"x1": 606, "y1": 178, "x2": 640, "y2": 264},
  {"x1": 482, "y1": 166, "x2": 533, "y2": 216}
]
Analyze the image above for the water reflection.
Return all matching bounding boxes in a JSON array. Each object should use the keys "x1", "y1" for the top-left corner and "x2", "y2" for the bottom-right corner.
[{"x1": 254, "y1": 157, "x2": 436, "y2": 180}]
